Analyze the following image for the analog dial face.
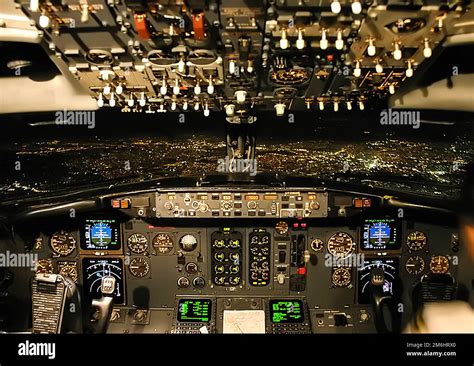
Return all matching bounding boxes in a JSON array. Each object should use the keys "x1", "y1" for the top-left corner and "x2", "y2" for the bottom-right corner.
[
  {"x1": 332, "y1": 267, "x2": 352, "y2": 287},
  {"x1": 36, "y1": 259, "x2": 54, "y2": 274},
  {"x1": 152, "y1": 233, "x2": 174, "y2": 254},
  {"x1": 406, "y1": 231, "x2": 427, "y2": 251},
  {"x1": 58, "y1": 261, "x2": 78, "y2": 282},
  {"x1": 50, "y1": 230, "x2": 76, "y2": 256},
  {"x1": 179, "y1": 234, "x2": 198, "y2": 252},
  {"x1": 405, "y1": 256, "x2": 425, "y2": 275},
  {"x1": 127, "y1": 233, "x2": 148, "y2": 254},
  {"x1": 129, "y1": 257, "x2": 150, "y2": 278},
  {"x1": 275, "y1": 221, "x2": 289, "y2": 235},
  {"x1": 310, "y1": 238, "x2": 324, "y2": 252},
  {"x1": 429, "y1": 255, "x2": 450, "y2": 274},
  {"x1": 327, "y1": 232, "x2": 355, "y2": 258}
]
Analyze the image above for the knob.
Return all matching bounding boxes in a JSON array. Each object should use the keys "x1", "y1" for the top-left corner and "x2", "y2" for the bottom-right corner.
[
  {"x1": 247, "y1": 201, "x2": 257, "y2": 210},
  {"x1": 235, "y1": 90, "x2": 247, "y2": 104},
  {"x1": 193, "y1": 277, "x2": 206, "y2": 288}
]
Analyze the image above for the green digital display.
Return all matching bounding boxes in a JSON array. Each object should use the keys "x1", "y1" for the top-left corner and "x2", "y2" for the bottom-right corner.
[
  {"x1": 270, "y1": 300, "x2": 304, "y2": 323},
  {"x1": 177, "y1": 299, "x2": 212, "y2": 323}
]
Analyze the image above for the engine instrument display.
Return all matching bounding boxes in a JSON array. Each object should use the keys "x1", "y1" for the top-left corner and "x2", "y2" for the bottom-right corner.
[
  {"x1": 81, "y1": 219, "x2": 121, "y2": 251},
  {"x1": 269, "y1": 300, "x2": 305, "y2": 324},
  {"x1": 357, "y1": 258, "x2": 399, "y2": 304},
  {"x1": 249, "y1": 229, "x2": 271, "y2": 286},
  {"x1": 211, "y1": 229, "x2": 242, "y2": 286},
  {"x1": 82, "y1": 258, "x2": 125, "y2": 304},
  {"x1": 361, "y1": 218, "x2": 400, "y2": 250},
  {"x1": 177, "y1": 299, "x2": 212, "y2": 323}
]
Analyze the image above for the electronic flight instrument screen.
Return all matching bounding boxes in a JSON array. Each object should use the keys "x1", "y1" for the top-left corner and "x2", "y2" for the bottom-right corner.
[
  {"x1": 357, "y1": 258, "x2": 399, "y2": 304},
  {"x1": 177, "y1": 299, "x2": 212, "y2": 323},
  {"x1": 81, "y1": 219, "x2": 121, "y2": 251},
  {"x1": 82, "y1": 258, "x2": 125, "y2": 304},
  {"x1": 269, "y1": 300, "x2": 305, "y2": 324},
  {"x1": 361, "y1": 218, "x2": 401, "y2": 250}
]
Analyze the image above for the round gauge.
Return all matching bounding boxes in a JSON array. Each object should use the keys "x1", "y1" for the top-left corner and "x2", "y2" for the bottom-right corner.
[
  {"x1": 229, "y1": 265, "x2": 240, "y2": 274},
  {"x1": 214, "y1": 252, "x2": 225, "y2": 262},
  {"x1": 406, "y1": 231, "x2": 427, "y2": 252},
  {"x1": 50, "y1": 230, "x2": 76, "y2": 256},
  {"x1": 127, "y1": 233, "x2": 148, "y2": 254},
  {"x1": 58, "y1": 261, "x2": 78, "y2": 282},
  {"x1": 177, "y1": 276, "x2": 190, "y2": 288},
  {"x1": 275, "y1": 221, "x2": 289, "y2": 235},
  {"x1": 185, "y1": 262, "x2": 198, "y2": 274},
  {"x1": 193, "y1": 277, "x2": 206, "y2": 288},
  {"x1": 214, "y1": 276, "x2": 225, "y2": 285},
  {"x1": 152, "y1": 233, "x2": 174, "y2": 254},
  {"x1": 36, "y1": 259, "x2": 54, "y2": 274},
  {"x1": 332, "y1": 267, "x2": 352, "y2": 287},
  {"x1": 429, "y1": 255, "x2": 450, "y2": 274},
  {"x1": 214, "y1": 264, "x2": 225, "y2": 274},
  {"x1": 405, "y1": 256, "x2": 425, "y2": 275},
  {"x1": 310, "y1": 238, "x2": 324, "y2": 252},
  {"x1": 229, "y1": 276, "x2": 241, "y2": 285},
  {"x1": 129, "y1": 257, "x2": 150, "y2": 278},
  {"x1": 213, "y1": 238, "x2": 225, "y2": 248},
  {"x1": 229, "y1": 239, "x2": 241, "y2": 248},
  {"x1": 229, "y1": 252, "x2": 240, "y2": 262},
  {"x1": 179, "y1": 234, "x2": 198, "y2": 252},
  {"x1": 327, "y1": 232, "x2": 355, "y2": 258}
]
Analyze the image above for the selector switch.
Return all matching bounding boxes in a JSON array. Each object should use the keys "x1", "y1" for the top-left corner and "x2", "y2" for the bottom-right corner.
[{"x1": 278, "y1": 250, "x2": 286, "y2": 263}]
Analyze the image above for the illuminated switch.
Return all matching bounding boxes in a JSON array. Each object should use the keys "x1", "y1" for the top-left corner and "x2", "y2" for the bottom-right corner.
[
  {"x1": 297, "y1": 267, "x2": 306, "y2": 275},
  {"x1": 362, "y1": 199, "x2": 372, "y2": 207},
  {"x1": 120, "y1": 199, "x2": 131, "y2": 209},
  {"x1": 133, "y1": 13, "x2": 151, "y2": 40},
  {"x1": 111, "y1": 200, "x2": 121, "y2": 208}
]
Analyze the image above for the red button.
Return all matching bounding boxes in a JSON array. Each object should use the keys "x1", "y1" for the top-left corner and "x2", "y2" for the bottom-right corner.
[
  {"x1": 297, "y1": 267, "x2": 306, "y2": 275},
  {"x1": 111, "y1": 200, "x2": 120, "y2": 208}
]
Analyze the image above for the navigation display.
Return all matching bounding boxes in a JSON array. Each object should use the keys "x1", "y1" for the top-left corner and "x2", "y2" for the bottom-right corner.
[
  {"x1": 269, "y1": 300, "x2": 305, "y2": 324},
  {"x1": 82, "y1": 257, "x2": 125, "y2": 304},
  {"x1": 361, "y1": 218, "x2": 401, "y2": 250},
  {"x1": 81, "y1": 219, "x2": 121, "y2": 251},
  {"x1": 177, "y1": 299, "x2": 212, "y2": 323},
  {"x1": 357, "y1": 258, "x2": 399, "y2": 304}
]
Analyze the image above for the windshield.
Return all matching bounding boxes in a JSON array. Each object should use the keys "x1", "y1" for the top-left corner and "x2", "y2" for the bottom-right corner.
[{"x1": 1, "y1": 111, "x2": 472, "y2": 200}]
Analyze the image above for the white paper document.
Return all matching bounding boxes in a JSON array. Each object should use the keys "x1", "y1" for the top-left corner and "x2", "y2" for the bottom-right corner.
[{"x1": 223, "y1": 310, "x2": 266, "y2": 334}]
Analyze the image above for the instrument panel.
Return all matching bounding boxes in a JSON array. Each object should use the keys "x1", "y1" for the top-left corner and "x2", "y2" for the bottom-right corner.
[{"x1": 29, "y1": 189, "x2": 460, "y2": 334}]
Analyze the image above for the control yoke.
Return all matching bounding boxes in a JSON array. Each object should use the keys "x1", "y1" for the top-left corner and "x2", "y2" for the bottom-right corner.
[
  {"x1": 370, "y1": 268, "x2": 398, "y2": 333},
  {"x1": 90, "y1": 276, "x2": 116, "y2": 334}
]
